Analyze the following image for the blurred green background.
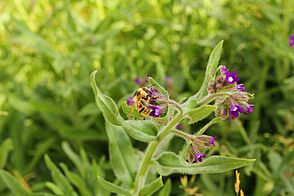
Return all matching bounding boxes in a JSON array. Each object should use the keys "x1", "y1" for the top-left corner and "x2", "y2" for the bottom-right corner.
[{"x1": 0, "y1": 0, "x2": 293, "y2": 195}]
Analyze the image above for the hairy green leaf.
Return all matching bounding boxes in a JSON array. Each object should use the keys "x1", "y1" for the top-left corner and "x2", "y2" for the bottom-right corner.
[
  {"x1": 186, "y1": 105, "x2": 217, "y2": 124},
  {"x1": 158, "y1": 179, "x2": 171, "y2": 196},
  {"x1": 155, "y1": 152, "x2": 255, "y2": 176},
  {"x1": 97, "y1": 176, "x2": 131, "y2": 196},
  {"x1": 105, "y1": 121, "x2": 139, "y2": 186},
  {"x1": 90, "y1": 70, "x2": 122, "y2": 125},
  {"x1": 122, "y1": 120, "x2": 157, "y2": 142},
  {"x1": 139, "y1": 176, "x2": 163, "y2": 196}
]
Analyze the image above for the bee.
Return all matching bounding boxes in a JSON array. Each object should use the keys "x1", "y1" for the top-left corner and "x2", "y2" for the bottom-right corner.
[{"x1": 130, "y1": 87, "x2": 158, "y2": 116}]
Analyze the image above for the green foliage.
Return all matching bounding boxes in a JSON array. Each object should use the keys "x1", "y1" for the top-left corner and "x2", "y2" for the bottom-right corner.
[
  {"x1": 97, "y1": 176, "x2": 132, "y2": 196},
  {"x1": 0, "y1": 0, "x2": 293, "y2": 195},
  {"x1": 139, "y1": 176, "x2": 163, "y2": 196},
  {"x1": 105, "y1": 121, "x2": 138, "y2": 187},
  {"x1": 0, "y1": 139, "x2": 13, "y2": 169},
  {"x1": 0, "y1": 170, "x2": 32, "y2": 196}
]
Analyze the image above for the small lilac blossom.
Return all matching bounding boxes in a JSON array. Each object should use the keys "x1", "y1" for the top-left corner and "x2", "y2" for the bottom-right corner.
[
  {"x1": 220, "y1": 65, "x2": 228, "y2": 74},
  {"x1": 145, "y1": 76, "x2": 150, "y2": 83},
  {"x1": 229, "y1": 105, "x2": 242, "y2": 119},
  {"x1": 237, "y1": 84, "x2": 246, "y2": 92},
  {"x1": 176, "y1": 123, "x2": 183, "y2": 130},
  {"x1": 289, "y1": 36, "x2": 294, "y2": 47},
  {"x1": 194, "y1": 152, "x2": 205, "y2": 162},
  {"x1": 245, "y1": 104, "x2": 254, "y2": 113},
  {"x1": 209, "y1": 136, "x2": 217, "y2": 146},
  {"x1": 134, "y1": 77, "x2": 143, "y2": 85},
  {"x1": 127, "y1": 97, "x2": 134, "y2": 106},
  {"x1": 149, "y1": 105, "x2": 161, "y2": 117},
  {"x1": 225, "y1": 71, "x2": 240, "y2": 84}
]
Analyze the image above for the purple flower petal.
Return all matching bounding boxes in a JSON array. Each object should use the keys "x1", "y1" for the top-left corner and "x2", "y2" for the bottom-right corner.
[
  {"x1": 289, "y1": 35, "x2": 294, "y2": 47},
  {"x1": 246, "y1": 104, "x2": 254, "y2": 113},
  {"x1": 149, "y1": 105, "x2": 161, "y2": 117},
  {"x1": 225, "y1": 71, "x2": 240, "y2": 84},
  {"x1": 127, "y1": 97, "x2": 134, "y2": 106},
  {"x1": 229, "y1": 105, "x2": 240, "y2": 119},
  {"x1": 134, "y1": 77, "x2": 142, "y2": 85},
  {"x1": 176, "y1": 124, "x2": 183, "y2": 130},
  {"x1": 237, "y1": 84, "x2": 246, "y2": 92},
  {"x1": 194, "y1": 152, "x2": 206, "y2": 162},
  {"x1": 221, "y1": 65, "x2": 227, "y2": 74},
  {"x1": 209, "y1": 136, "x2": 217, "y2": 146}
]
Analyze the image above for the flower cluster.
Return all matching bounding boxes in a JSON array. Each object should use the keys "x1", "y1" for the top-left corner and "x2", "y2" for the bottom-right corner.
[
  {"x1": 186, "y1": 135, "x2": 217, "y2": 163},
  {"x1": 209, "y1": 65, "x2": 254, "y2": 119}
]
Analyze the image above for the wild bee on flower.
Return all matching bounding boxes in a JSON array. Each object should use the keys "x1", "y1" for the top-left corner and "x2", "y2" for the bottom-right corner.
[{"x1": 126, "y1": 86, "x2": 169, "y2": 118}]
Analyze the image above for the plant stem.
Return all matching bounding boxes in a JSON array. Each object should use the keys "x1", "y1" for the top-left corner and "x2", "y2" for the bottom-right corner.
[
  {"x1": 197, "y1": 92, "x2": 229, "y2": 106},
  {"x1": 133, "y1": 111, "x2": 183, "y2": 195},
  {"x1": 171, "y1": 129, "x2": 193, "y2": 141}
]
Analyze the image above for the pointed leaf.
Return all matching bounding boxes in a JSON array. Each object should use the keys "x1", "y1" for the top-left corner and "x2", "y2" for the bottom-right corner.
[
  {"x1": 44, "y1": 155, "x2": 78, "y2": 196},
  {"x1": 105, "y1": 121, "x2": 139, "y2": 186},
  {"x1": 155, "y1": 152, "x2": 255, "y2": 176},
  {"x1": 196, "y1": 40, "x2": 223, "y2": 100},
  {"x1": 139, "y1": 176, "x2": 163, "y2": 196},
  {"x1": 0, "y1": 170, "x2": 31, "y2": 196},
  {"x1": 90, "y1": 70, "x2": 122, "y2": 125},
  {"x1": 122, "y1": 120, "x2": 157, "y2": 142},
  {"x1": 186, "y1": 105, "x2": 216, "y2": 124},
  {"x1": 97, "y1": 176, "x2": 131, "y2": 196},
  {"x1": 60, "y1": 163, "x2": 92, "y2": 196},
  {"x1": 158, "y1": 179, "x2": 171, "y2": 196},
  {"x1": 0, "y1": 139, "x2": 13, "y2": 169}
]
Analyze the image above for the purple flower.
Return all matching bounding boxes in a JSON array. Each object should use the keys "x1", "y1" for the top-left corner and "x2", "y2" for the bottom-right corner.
[
  {"x1": 134, "y1": 77, "x2": 142, "y2": 85},
  {"x1": 209, "y1": 136, "x2": 217, "y2": 146},
  {"x1": 245, "y1": 104, "x2": 254, "y2": 113},
  {"x1": 145, "y1": 76, "x2": 150, "y2": 83},
  {"x1": 149, "y1": 87, "x2": 158, "y2": 96},
  {"x1": 176, "y1": 124, "x2": 183, "y2": 130},
  {"x1": 225, "y1": 71, "x2": 240, "y2": 84},
  {"x1": 289, "y1": 36, "x2": 294, "y2": 47},
  {"x1": 221, "y1": 65, "x2": 228, "y2": 74},
  {"x1": 237, "y1": 84, "x2": 246, "y2": 92},
  {"x1": 149, "y1": 105, "x2": 161, "y2": 117},
  {"x1": 126, "y1": 97, "x2": 134, "y2": 106},
  {"x1": 194, "y1": 152, "x2": 205, "y2": 162},
  {"x1": 229, "y1": 105, "x2": 244, "y2": 119}
]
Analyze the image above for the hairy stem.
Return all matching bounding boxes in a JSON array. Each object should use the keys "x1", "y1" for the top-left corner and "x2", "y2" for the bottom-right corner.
[
  {"x1": 171, "y1": 129, "x2": 193, "y2": 141},
  {"x1": 197, "y1": 92, "x2": 229, "y2": 106},
  {"x1": 133, "y1": 111, "x2": 183, "y2": 195}
]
